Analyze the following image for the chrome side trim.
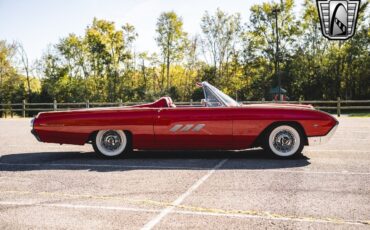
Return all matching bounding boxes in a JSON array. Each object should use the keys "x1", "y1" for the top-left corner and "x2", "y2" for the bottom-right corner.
[
  {"x1": 169, "y1": 124, "x2": 206, "y2": 132},
  {"x1": 170, "y1": 124, "x2": 183, "y2": 132},
  {"x1": 192, "y1": 124, "x2": 205, "y2": 132},
  {"x1": 308, "y1": 124, "x2": 338, "y2": 146},
  {"x1": 180, "y1": 124, "x2": 194, "y2": 132}
]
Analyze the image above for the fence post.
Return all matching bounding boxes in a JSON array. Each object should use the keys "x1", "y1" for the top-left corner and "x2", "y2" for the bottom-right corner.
[
  {"x1": 119, "y1": 99, "x2": 123, "y2": 107},
  {"x1": 337, "y1": 97, "x2": 341, "y2": 117},
  {"x1": 9, "y1": 102, "x2": 13, "y2": 118},
  {"x1": 4, "y1": 103, "x2": 7, "y2": 118},
  {"x1": 53, "y1": 100, "x2": 57, "y2": 111},
  {"x1": 190, "y1": 99, "x2": 193, "y2": 106},
  {"x1": 298, "y1": 98, "x2": 301, "y2": 104},
  {"x1": 22, "y1": 100, "x2": 26, "y2": 118},
  {"x1": 86, "y1": 100, "x2": 90, "y2": 108}
]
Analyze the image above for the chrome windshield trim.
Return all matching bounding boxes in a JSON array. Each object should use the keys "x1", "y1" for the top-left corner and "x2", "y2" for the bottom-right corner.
[
  {"x1": 201, "y1": 81, "x2": 239, "y2": 107},
  {"x1": 202, "y1": 82, "x2": 227, "y2": 107}
]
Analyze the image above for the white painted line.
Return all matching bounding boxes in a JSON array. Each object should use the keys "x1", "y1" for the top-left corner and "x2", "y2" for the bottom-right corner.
[
  {"x1": 48, "y1": 203, "x2": 160, "y2": 213},
  {"x1": 0, "y1": 201, "x2": 160, "y2": 213},
  {"x1": 333, "y1": 138, "x2": 370, "y2": 141},
  {"x1": 174, "y1": 210, "x2": 367, "y2": 226},
  {"x1": 259, "y1": 169, "x2": 370, "y2": 175},
  {"x1": 305, "y1": 149, "x2": 370, "y2": 153},
  {"x1": 0, "y1": 201, "x2": 367, "y2": 226},
  {"x1": 0, "y1": 201, "x2": 36, "y2": 205},
  {"x1": 141, "y1": 159, "x2": 228, "y2": 230},
  {"x1": 336, "y1": 131, "x2": 370, "y2": 133}
]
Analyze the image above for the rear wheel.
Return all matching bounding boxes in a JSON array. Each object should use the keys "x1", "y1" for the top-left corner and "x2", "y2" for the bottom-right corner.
[
  {"x1": 92, "y1": 130, "x2": 129, "y2": 158},
  {"x1": 264, "y1": 125, "x2": 304, "y2": 158}
]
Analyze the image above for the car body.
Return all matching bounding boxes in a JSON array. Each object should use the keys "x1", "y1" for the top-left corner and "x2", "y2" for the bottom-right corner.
[{"x1": 31, "y1": 82, "x2": 338, "y2": 158}]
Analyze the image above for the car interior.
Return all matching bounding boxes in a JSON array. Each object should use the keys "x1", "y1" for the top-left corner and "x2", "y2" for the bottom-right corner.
[
  {"x1": 132, "y1": 82, "x2": 240, "y2": 108},
  {"x1": 133, "y1": 97, "x2": 177, "y2": 108}
]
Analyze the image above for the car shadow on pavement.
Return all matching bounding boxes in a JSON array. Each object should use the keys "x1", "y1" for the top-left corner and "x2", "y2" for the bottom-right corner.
[{"x1": 0, "y1": 149, "x2": 310, "y2": 172}]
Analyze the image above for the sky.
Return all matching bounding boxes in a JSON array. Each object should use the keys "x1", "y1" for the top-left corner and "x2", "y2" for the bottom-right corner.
[{"x1": 0, "y1": 0, "x2": 304, "y2": 63}]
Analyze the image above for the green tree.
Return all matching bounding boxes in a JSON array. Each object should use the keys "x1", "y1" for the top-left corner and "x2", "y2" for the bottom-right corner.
[
  {"x1": 200, "y1": 9, "x2": 242, "y2": 83},
  {"x1": 156, "y1": 11, "x2": 187, "y2": 91},
  {"x1": 40, "y1": 18, "x2": 138, "y2": 102},
  {"x1": 240, "y1": 0, "x2": 302, "y2": 99},
  {"x1": 0, "y1": 41, "x2": 24, "y2": 104},
  {"x1": 86, "y1": 18, "x2": 133, "y2": 101},
  {"x1": 6, "y1": 3, "x2": 369, "y2": 106}
]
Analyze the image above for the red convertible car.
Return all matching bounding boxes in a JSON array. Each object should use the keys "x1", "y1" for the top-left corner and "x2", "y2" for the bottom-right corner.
[{"x1": 31, "y1": 82, "x2": 338, "y2": 158}]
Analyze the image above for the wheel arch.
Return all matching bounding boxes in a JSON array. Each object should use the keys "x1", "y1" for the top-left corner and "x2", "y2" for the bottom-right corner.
[{"x1": 252, "y1": 121, "x2": 308, "y2": 147}]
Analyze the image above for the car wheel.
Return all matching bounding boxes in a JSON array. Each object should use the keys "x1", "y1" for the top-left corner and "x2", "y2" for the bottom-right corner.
[
  {"x1": 93, "y1": 130, "x2": 129, "y2": 158},
  {"x1": 265, "y1": 125, "x2": 304, "y2": 158}
]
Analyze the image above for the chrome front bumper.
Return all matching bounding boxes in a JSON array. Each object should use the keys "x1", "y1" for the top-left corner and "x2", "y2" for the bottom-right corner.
[{"x1": 308, "y1": 124, "x2": 338, "y2": 146}]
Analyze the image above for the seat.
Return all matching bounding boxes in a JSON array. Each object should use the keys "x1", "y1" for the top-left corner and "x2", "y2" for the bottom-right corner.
[
  {"x1": 132, "y1": 97, "x2": 176, "y2": 108},
  {"x1": 166, "y1": 97, "x2": 176, "y2": 108},
  {"x1": 155, "y1": 97, "x2": 170, "y2": 107}
]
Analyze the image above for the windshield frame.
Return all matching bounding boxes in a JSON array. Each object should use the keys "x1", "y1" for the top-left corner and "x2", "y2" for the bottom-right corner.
[{"x1": 201, "y1": 82, "x2": 240, "y2": 107}]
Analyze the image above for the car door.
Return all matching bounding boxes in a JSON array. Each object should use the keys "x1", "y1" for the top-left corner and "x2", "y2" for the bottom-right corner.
[{"x1": 154, "y1": 107, "x2": 233, "y2": 149}]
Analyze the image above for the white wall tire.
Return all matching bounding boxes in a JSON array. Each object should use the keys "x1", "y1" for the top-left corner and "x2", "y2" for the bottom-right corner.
[
  {"x1": 265, "y1": 125, "x2": 304, "y2": 158},
  {"x1": 93, "y1": 130, "x2": 128, "y2": 158}
]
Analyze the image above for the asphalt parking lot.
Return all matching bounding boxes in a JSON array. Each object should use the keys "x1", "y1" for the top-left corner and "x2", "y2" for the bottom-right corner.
[{"x1": 0, "y1": 117, "x2": 369, "y2": 229}]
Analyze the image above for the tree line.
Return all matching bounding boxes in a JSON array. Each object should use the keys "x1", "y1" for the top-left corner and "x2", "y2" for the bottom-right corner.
[{"x1": 0, "y1": 0, "x2": 369, "y2": 107}]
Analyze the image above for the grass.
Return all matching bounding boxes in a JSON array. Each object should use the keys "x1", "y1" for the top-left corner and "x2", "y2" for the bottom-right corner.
[{"x1": 348, "y1": 113, "x2": 370, "y2": 117}]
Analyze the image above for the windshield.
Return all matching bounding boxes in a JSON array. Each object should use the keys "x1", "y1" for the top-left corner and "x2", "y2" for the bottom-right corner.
[{"x1": 202, "y1": 82, "x2": 240, "y2": 107}]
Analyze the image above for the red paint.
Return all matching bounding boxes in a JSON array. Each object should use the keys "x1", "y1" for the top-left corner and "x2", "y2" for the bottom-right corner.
[{"x1": 32, "y1": 102, "x2": 338, "y2": 150}]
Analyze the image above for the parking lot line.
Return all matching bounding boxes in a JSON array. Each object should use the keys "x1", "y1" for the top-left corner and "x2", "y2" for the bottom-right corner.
[
  {"x1": 0, "y1": 201, "x2": 160, "y2": 213},
  {"x1": 304, "y1": 150, "x2": 370, "y2": 153},
  {"x1": 141, "y1": 158, "x2": 228, "y2": 230},
  {"x1": 0, "y1": 201, "x2": 368, "y2": 226},
  {"x1": 259, "y1": 169, "x2": 370, "y2": 175}
]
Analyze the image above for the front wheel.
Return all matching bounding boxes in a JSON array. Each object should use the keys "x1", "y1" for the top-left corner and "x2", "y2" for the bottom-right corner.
[
  {"x1": 92, "y1": 130, "x2": 129, "y2": 158},
  {"x1": 264, "y1": 125, "x2": 304, "y2": 158}
]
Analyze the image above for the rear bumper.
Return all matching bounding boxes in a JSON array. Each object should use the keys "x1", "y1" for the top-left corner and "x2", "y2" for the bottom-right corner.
[{"x1": 308, "y1": 123, "x2": 338, "y2": 146}]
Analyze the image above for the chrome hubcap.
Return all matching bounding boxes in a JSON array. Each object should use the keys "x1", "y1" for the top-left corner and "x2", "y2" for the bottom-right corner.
[
  {"x1": 101, "y1": 131, "x2": 122, "y2": 151},
  {"x1": 273, "y1": 130, "x2": 295, "y2": 153}
]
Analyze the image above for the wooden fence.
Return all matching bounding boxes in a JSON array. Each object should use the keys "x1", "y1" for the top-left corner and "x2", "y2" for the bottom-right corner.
[{"x1": 1, "y1": 97, "x2": 370, "y2": 118}]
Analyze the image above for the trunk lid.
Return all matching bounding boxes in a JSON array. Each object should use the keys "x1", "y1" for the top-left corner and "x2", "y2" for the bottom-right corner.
[{"x1": 242, "y1": 103, "x2": 314, "y2": 110}]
